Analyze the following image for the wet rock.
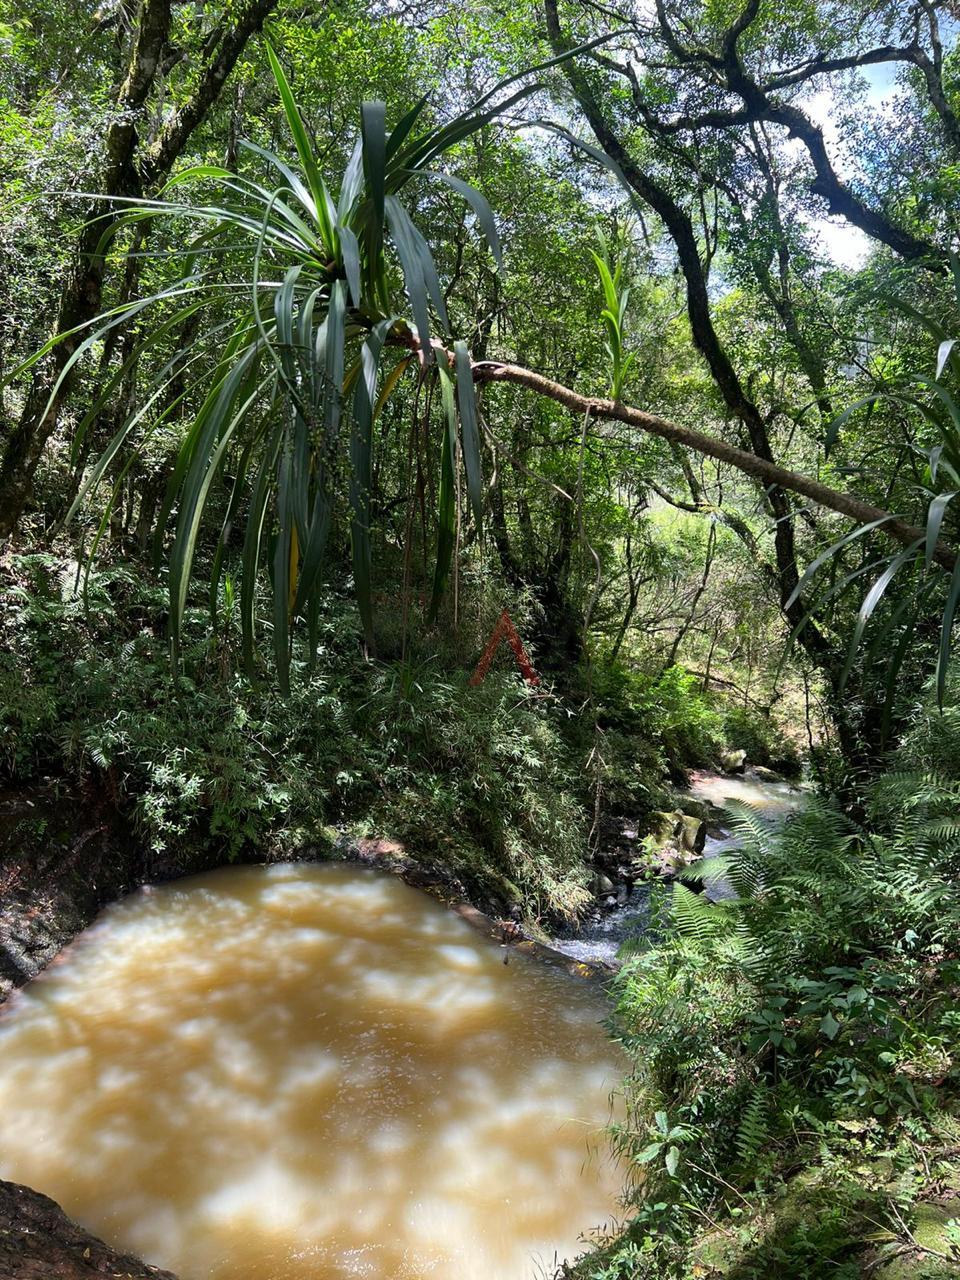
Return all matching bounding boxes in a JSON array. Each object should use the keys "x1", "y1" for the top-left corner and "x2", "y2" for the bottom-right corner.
[
  {"x1": 354, "y1": 837, "x2": 406, "y2": 858},
  {"x1": 769, "y1": 753, "x2": 803, "y2": 780},
  {"x1": 639, "y1": 810, "x2": 706, "y2": 879},
  {"x1": 720, "y1": 748, "x2": 747, "y2": 774},
  {"x1": 593, "y1": 871, "x2": 616, "y2": 896},
  {"x1": 677, "y1": 813, "x2": 707, "y2": 855},
  {"x1": 0, "y1": 1179, "x2": 178, "y2": 1279},
  {"x1": 751, "y1": 764, "x2": 782, "y2": 783},
  {"x1": 674, "y1": 796, "x2": 710, "y2": 822},
  {"x1": 649, "y1": 811, "x2": 682, "y2": 845}
]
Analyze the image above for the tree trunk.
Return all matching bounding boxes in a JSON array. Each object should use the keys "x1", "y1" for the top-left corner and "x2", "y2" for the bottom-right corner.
[{"x1": 0, "y1": 0, "x2": 278, "y2": 539}]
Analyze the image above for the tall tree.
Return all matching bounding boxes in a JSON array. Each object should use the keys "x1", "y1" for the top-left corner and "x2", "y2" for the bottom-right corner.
[{"x1": 0, "y1": 0, "x2": 278, "y2": 537}]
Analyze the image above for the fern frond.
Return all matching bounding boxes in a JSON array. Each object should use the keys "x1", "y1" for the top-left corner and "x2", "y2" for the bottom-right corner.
[
  {"x1": 671, "y1": 882, "x2": 726, "y2": 943},
  {"x1": 735, "y1": 1086, "x2": 770, "y2": 1168}
]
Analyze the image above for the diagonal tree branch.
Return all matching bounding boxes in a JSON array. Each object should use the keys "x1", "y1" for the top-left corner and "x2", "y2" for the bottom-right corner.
[
  {"x1": 472, "y1": 357, "x2": 956, "y2": 569},
  {"x1": 544, "y1": 0, "x2": 832, "y2": 654}
]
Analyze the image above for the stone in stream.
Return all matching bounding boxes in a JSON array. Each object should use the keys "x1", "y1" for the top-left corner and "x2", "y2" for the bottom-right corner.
[
  {"x1": 594, "y1": 871, "x2": 616, "y2": 895},
  {"x1": 640, "y1": 810, "x2": 707, "y2": 878},
  {"x1": 720, "y1": 748, "x2": 747, "y2": 774},
  {"x1": 0, "y1": 1180, "x2": 179, "y2": 1279},
  {"x1": 677, "y1": 813, "x2": 707, "y2": 855},
  {"x1": 674, "y1": 796, "x2": 711, "y2": 821}
]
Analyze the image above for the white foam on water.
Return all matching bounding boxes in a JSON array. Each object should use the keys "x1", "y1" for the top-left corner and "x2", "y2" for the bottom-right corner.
[{"x1": 0, "y1": 862, "x2": 624, "y2": 1280}]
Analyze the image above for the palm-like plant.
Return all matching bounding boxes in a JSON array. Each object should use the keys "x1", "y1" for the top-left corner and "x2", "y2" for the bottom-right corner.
[
  {"x1": 13, "y1": 45, "x2": 578, "y2": 687},
  {"x1": 590, "y1": 225, "x2": 635, "y2": 402}
]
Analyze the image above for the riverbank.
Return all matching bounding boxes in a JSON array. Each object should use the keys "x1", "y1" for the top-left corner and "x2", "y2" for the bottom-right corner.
[
  {"x1": 0, "y1": 777, "x2": 611, "y2": 1016},
  {"x1": 0, "y1": 861, "x2": 627, "y2": 1280},
  {"x1": 566, "y1": 744, "x2": 960, "y2": 1280},
  {"x1": 2, "y1": 763, "x2": 800, "y2": 1009},
  {"x1": 551, "y1": 767, "x2": 806, "y2": 966},
  {"x1": 0, "y1": 1180, "x2": 179, "y2": 1280}
]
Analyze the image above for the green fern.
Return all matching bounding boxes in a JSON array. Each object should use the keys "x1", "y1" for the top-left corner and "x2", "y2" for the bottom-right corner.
[
  {"x1": 735, "y1": 1086, "x2": 770, "y2": 1168},
  {"x1": 671, "y1": 882, "x2": 728, "y2": 942}
]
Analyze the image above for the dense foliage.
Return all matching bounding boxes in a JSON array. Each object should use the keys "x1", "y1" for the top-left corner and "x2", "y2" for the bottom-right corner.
[
  {"x1": 4, "y1": 0, "x2": 960, "y2": 1276},
  {"x1": 578, "y1": 690, "x2": 960, "y2": 1277}
]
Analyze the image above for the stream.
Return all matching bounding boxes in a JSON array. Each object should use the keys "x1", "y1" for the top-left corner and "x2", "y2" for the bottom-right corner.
[
  {"x1": 0, "y1": 863, "x2": 624, "y2": 1280},
  {"x1": 550, "y1": 768, "x2": 806, "y2": 967},
  {"x1": 0, "y1": 771, "x2": 804, "y2": 1278}
]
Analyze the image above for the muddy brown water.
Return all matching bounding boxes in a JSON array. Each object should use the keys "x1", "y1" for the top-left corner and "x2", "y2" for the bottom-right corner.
[{"x1": 0, "y1": 863, "x2": 625, "y2": 1280}]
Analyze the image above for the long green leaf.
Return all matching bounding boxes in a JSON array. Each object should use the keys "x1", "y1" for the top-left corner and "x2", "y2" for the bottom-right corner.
[
  {"x1": 937, "y1": 551, "x2": 960, "y2": 705},
  {"x1": 840, "y1": 538, "x2": 923, "y2": 690},
  {"x1": 428, "y1": 172, "x2": 503, "y2": 271},
  {"x1": 454, "y1": 340, "x2": 484, "y2": 531},
  {"x1": 785, "y1": 516, "x2": 895, "y2": 611},
  {"x1": 339, "y1": 224, "x2": 362, "y2": 307},
  {"x1": 428, "y1": 353, "x2": 459, "y2": 622},
  {"x1": 925, "y1": 490, "x2": 959, "y2": 569},
  {"x1": 350, "y1": 319, "x2": 393, "y2": 650},
  {"x1": 385, "y1": 97, "x2": 429, "y2": 161},
  {"x1": 169, "y1": 347, "x2": 265, "y2": 661},
  {"x1": 385, "y1": 194, "x2": 434, "y2": 362},
  {"x1": 265, "y1": 42, "x2": 334, "y2": 252},
  {"x1": 362, "y1": 101, "x2": 387, "y2": 235}
]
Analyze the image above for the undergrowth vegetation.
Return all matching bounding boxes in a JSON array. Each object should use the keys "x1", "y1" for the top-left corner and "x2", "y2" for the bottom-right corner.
[
  {"x1": 576, "y1": 686, "x2": 960, "y2": 1279},
  {"x1": 0, "y1": 551, "x2": 776, "y2": 921},
  {"x1": 1, "y1": 553, "x2": 600, "y2": 915}
]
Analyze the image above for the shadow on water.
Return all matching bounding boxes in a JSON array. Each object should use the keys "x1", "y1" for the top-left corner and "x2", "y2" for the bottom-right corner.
[{"x1": 0, "y1": 863, "x2": 625, "y2": 1280}]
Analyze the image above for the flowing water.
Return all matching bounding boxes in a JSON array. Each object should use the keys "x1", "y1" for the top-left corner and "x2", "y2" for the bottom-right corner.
[
  {"x1": 548, "y1": 899, "x2": 653, "y2": 966},
  {"x1": 690, "y1": 769, "x2": 806, "y2": 901},
  {"x1": 551, "y1": 769, "x2": 806, "y2": 965},
  {"x1": 688, "y1": 769, "x2": 806, "y2": 818},
  {"x1": 0, "y1": 863, "x2": 625, "y2": 1280}
]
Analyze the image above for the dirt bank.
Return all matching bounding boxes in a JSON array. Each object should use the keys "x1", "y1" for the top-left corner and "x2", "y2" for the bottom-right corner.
[{"x1": 0, "y1": 1180, "x2": 179, "y2": 1279}]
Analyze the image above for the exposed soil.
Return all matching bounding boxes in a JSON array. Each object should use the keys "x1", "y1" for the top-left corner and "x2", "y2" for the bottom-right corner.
[
  {"x1": 0, "y1": 776, "x2": 223, "y2": 1008},
  {"x1": 0, "y1": 1180, "x2": 178, "y2": 1279}
]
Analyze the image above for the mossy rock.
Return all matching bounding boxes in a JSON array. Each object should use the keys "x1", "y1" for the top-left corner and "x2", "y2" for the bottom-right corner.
[
  {"x1": 720, "y1": 748, "x2": 747, "y2": 774},
  {"x1": 637, "y1": 810, "x2": 706, "y2": 878},
  {"x1": 910, "y1": 1200, "x2": 960, "y2": 1253},
  {"x1": 677, "y1": 812, "x2": 706, "y2": 854}
]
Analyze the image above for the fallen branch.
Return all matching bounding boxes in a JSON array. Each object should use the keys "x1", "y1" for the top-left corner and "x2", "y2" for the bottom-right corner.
[{"x1": 472, "y1": 359, "x2": 956, "y2": 570}]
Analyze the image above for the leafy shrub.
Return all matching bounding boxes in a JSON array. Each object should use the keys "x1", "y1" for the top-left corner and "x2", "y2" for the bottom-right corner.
[
  {"x1": 0, "y1": 553, "x2": 590, "y2": 917},
  {"x1": 585, "y1": 720, "x2": 960, "y2": 1278},
  {"x1": 594, "y1": 662, "x2": 724, "y2": 775},
  {"x1": 722, "y1": 703, "x2": 802, "y2": 776}
]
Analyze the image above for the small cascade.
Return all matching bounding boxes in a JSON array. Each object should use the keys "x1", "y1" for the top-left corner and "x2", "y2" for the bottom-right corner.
[{"x1": 550, "y1": 768, "x2": 806, "y2": 965}]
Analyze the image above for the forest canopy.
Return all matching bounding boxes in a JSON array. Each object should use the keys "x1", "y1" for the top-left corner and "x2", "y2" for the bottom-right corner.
[{"x1": 4, "y1": 0, "x2": 960, "y2": 744}]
